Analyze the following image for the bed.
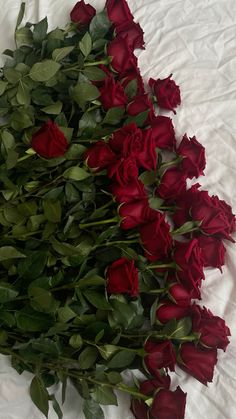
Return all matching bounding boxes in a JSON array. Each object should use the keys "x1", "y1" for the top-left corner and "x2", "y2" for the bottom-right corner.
[{"x1": 0, "y1": 0, "x2": 235, "y2": 418}]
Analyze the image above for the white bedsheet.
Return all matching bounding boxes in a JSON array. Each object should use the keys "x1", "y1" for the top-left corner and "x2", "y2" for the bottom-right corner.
[{"x1": 0, "y1": 0, "x2": 236, "y2": 418}]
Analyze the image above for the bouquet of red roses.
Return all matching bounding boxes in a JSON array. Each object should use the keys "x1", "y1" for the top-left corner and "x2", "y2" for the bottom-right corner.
[{"x1": 0, "y1": 1, "x2": 234, "y2": 418}]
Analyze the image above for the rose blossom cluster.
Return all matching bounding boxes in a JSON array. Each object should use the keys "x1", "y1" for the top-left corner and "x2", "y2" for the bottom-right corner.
[{"x1": 29, "y1": 1, "x2": 235, "y2": 418}]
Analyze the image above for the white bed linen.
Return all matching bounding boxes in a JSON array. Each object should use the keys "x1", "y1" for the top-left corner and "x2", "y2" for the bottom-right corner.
[{"x1": 0, "y1": 0, "x2": 236, "y2": 418}]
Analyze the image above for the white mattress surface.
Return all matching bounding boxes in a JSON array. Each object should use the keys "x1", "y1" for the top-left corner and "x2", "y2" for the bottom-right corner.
[{"x1": 0, "y1": 0, "x2": 236, "y2": 418}]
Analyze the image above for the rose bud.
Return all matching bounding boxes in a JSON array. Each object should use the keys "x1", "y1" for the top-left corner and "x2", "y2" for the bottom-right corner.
[
  {"x1": 168, "y1": 283, "x2": 192, "y2": 307},
  {"x1": 106, "y1": 257, "x2": 139, "y2": 296},
  {"x1": 177, "y1": 134, "x2": 206, "y2": 179},
  {"x1": 119, "y1": 199, "x2": 157, "y2": 230},
  {"x1": 150, "y1": 386, "x2": 187, "y2": 419},
  {"x1": 127, "y1": 93, "x2": 155, "y2": 124},
  {"x1": 115, "y1": 21, "x2": 145, "y2": 50},
  {"x1": 144, "y1": 340, "x2": 176, "y2": 374},
  {"x1": 31, "y1": 120, "x2": 68, "y2": 158},
  {"x1": 149, "y1": 74, "x2": 181, "y2": 113},
  {"x1": 178, "y1": 342, "x2": 217, "y2": 385},
  {"x1": 150, "y1": 115, "x2": 176, "y2": 150},
  {"x1": 140, "y1": 375, "x2": 171, "y2": 395},
  {"x1": 108, "y1": 36, "x2": 138, "y2": 74},
  {"x1": 130, "y1": 399, "x2": 149, "y2": 419},
  {"x1": 110, "y1": 179, "x2": 147, "y2": 204},
  {"x1": 106, "y1": 0, "x2": 134, "y2": 27},
  {"x1": 191, "y1": 305, "x2": 231, "y2": 351},
  {"x1": 173, "y1": 239, "x2": 204, "y2": 299},
  {"x1": 83, "y1": 140, "x2": 116, "y2": 171},
  {"x1": 140, "y1": 213, "x2": 173, "y2": 262},
  {"x1": 70, "y1": 0, "x2": 96, "y2": 25},
  {"x1": 196, "y1": 235, "x2": 226, "y2": 271},
  {"x1": 99, "y1": 76, "x2": 127, "y2": 110},
  {"x1": 156, "y1": 167, "x2": 187, "y2": 201},
  {"x1": 156, "y1": 300, "x2": 190, "y2": 324},
  {"x1": 107, "y1": 156, "x2": 138, "y2": 185}
]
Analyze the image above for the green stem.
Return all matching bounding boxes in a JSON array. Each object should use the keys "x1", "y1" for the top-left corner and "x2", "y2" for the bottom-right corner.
[
  {"x1": 147, "y1": 262, "x2": 176, "y2": 270},
  {"x1": 84, "y1": 59, "x2": 110, "y2": 67},
  {"x1": 79, "y1": 216, "x2": 119, "y2": 229},
  {"x1": 158, "y1": 156, "x2": 183, "y2": 176},
  {"x1": 171, "y1": 227, "x2": 199, "y2": 236},
  {"x1": 94, "y1": 238, "x2": 139, "y2": 249}
]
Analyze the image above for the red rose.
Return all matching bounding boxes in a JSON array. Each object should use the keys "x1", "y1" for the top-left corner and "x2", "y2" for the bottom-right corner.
[
  {"x1": 179, "y1": 342, "x2": 217, "y2": 385},
  {"x1": 99, "y1": 76, "x2": 127, "y2": 110},
  {"x1": 115, "y1": 21, "x2": 145, "y2": 50},
  {"x1": 156, "y1": 168, "x2": 187, "y2": 201},
  {"x1": 130, "y1": 399, "x2": 149, "y2": 419},
  {"x1": 110, "y1": 179, "x2": 147, "y2": 203},
  {"x1": 140, "y1": 213, "x2": 173, "y2": 262},
  {"x1": 144, "y1": 340, "x2": 176, "y2": 374},
  {"x1": 173, "y1": 184, "x2": 200, "y2": 227},
  {"x1": 173, "y1": 239, "x2": 204, "y2": 299},
  {"x1": 149, "y1": 74, "x2": 181, "y2": 113},
  {"x1": 191, "y1": 305, "x2": 231, "y2": 351},
  {"x1": 108, "y1": 37, "x2": 137, "y2": 74},
  {"x1": 106, "y1": 258, "x2": 139, "y2": 296},
  {"x1": 168, "y1": 283, "x2": 191, "y2": 307},
  {"x1": 211, "y1": 195, "x2": 236, "y2": 234},
  {"x1": 107, "y1": 156, "x2": 138, "y2": 185},
  {"x1": 83, "y1": 140, "x2": 116, "y2": 171},
  {"x1": 106, "y1": 0, "x2": 134, "y2": 27},
  {"x1": 136, "y1": 128, "x2": 157, "y2": 171},
  {"x1": 140, "y1": 375, "x2": 171, "y2": 395},
  {"x1": 150, "y1": 386, "x2": 187, "y2": 419},
  {"x1": 70, "y1": 0, "x2": 96, "y2": 25},
  {"x1": 109, "y1": 123, "x2": 143, "y2": 155},
  {"x1": 119, "y1": 199, "x2": 157, "y2": 230},
  {"x1": 156, "y1": 301, "x2": 190, "y2": 324},
  {"x1": 150, "y1": 116, "x2": 176, "y2": 150},
  {"x1": 31, "y1": 121, "x2": 68, "y2": 158},
  {"x1": 196, "y1": 235, "x2": 226, "y2": 271},
  {"x1": 127, "y1": 93, "x2": 155, "y2": 124},
  {"x1": 177, "y1": 134, "x2": 206, "y2": 179}
]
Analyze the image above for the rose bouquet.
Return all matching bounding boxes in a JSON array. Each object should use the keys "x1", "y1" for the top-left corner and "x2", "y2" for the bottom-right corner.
[{"x1": 0, "y1": 1, "x2": 234, "y2": 418}]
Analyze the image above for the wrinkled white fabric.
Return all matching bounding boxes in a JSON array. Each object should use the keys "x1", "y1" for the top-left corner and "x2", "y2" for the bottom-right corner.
[{"x1": 0, "y1": 0, "x2": 236, "y2": 418}]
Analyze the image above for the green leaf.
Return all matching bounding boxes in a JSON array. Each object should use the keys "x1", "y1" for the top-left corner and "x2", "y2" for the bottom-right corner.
[
  {"x1": 17, "y1": 80, "x2": 31, "y2": 105},
  {"x1": 29, "y1": 287, "x2": 58, "y2": 313},
  {"x1": 16, "y1": 307, "x2": 54, "y2": 332},
  {"x1": 149, "y1": 197, "x2": 164, "y2": 210},
  {"x1": 107, "y1": 350, "x2": 135, "y2": 368},
  {"x1": 29, "y1": 60, "x2": 61, "y2": 82},
  {"x1": 31, "y1": 337, "x2": 61, "y2": 357},
  {"x1": 124, "y1": 78, "x2": 138, "y2": 100},
  {"x1": 78, "y1": 275, "x2": 105, "y2": 288},
  {"x1": 65, "y1": 144, "x2": 86, "y2": 160},
  {"x1": 78, "y1": 347, "x2": 98, "y2": 369},
  {"x1": 102, "y1": 107, "x2": 125, "y2": 125},
  {"x1": 106, "y1": 372, "x2": 122, "y2": 384},
  {"x1": 15, "y1": 27, "x2": 33, "y2": 45},
  {"x1": 0, "y1": 80, "x2": 8, "y2": 96},
  {"x1": 63, "y1": 166, "x2": 91, "y2": 181},
  {"x1": 83, "y1": 290, "x2": 112, "y2": 310},
  {"x1": 0, "y1": 282, "x2": 19, "y2": 303},
  {"x1": 72, "y1": 82, "x2": 100, "y2": 110},
  {"x1": 51, "y1": 395, "x2": 63, "y2": 419},
  {"x1": 33, "y1": 17, "x2": 48, "y2": 44},
  {"x1": 69, "y1": 334, "x2": 83, "y2": 349},
  {"x1": 0, "y1": 246, "x2": 25, "y2": 261},
  {"x1": 91, "y1": 385, "x2": 117, "y2": 406},
  {"x1": 139, "y1": 170, "x2": 156, "y2": 186},
  {"x1": 11, "y1": 107, "x2": 34, "y2": 131},
  {"x1": 15, "y1": 2, "x2": 25, "y2": 29},
  {"x1": 89, "y1": 10, "x2": 111, "y2": 41},
  {"x1": 83, "y1": 67, "x2": 107, "y2": 81},
  {"x1": 125, "y1": 110, "x2": 149, "y2": 127},
  {"x1": 169, "y1": 317, "x2": 192, "y2": 339},
  {"x1": 42, "y1": 101, "x2": 62, "y2": 115},
  {"x1": 83, "y1": 399, "x2": 104, "y2": 419},
  {"x1": 79, "y1": 32, "x2": 92, "y2": 57},
  {"x1": 52, "y1": 46, "x2": 74, "y2": 62},
  {"x1": 18, "y1": 251, "x2": 48, "y2": 280},
  {"x1": 43, "y1": 199, "x2": 61, "y2": 223},
  {"x1": 4, "y1": 68, "x2": 21, "y2": 84},
  {"x1": 30, "y1": 376, "x2": 49, "y2": 418}
]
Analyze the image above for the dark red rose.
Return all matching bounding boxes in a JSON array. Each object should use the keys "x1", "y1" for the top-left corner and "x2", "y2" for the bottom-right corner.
[
  {"x1": 108, "y1": 37, "x2": 137, "y2": 74},
  {"x1": 140, "y1": 375, "x2": 171, "y2": 396},
  {"x1": 136, "y1": 128, "x2": 157, "y2": 171},
  {"x1": 70, "y1": 0, "x2": 96, "y2": 25},
  {"x1": 177, "y1": 134, "x2": 206, "y2": 179},
  {"x1": 106, "y1": 0, "x2": 134, "y2": 27},
  {"x1": 156, "y1": 168, "x2": 187, "y2": 201},
  {"x1": 31, "y1": 121, "x2": 68, "y2": 158},
  {"x1": 191, "y1": 305, "x2": 231, "y2": 351},
  {"x1": 150, "y1": 116, "x2": 176, "y2": 150},
  {"x1": 115, "y1": 21, "x2": 145, "y2": 50},
  {"x1": 119, "y1": 199, "x2": 157, "y2": 230},
  {"x1": 156, "y1": 301, "x2": 190, "y2": 324},
  {"x1": 150, "y1": 386, "x2": 187, "y2": 419},
  {"x1": 211, "y1": 195, "x2": 236, "y2": 234},
  {"x1": 99, "y1": 76, "x2": 127, "y2": 110},
  {"x1": 110, "y1": 179, "x2": 147, "y2": 203},
  {"x1": 173, "y1": 184, "x2": 200, "y2": 227},
  {"x1": 83, "y1": 140, "x2": 116, "y2": 171},
  {"x1": 179, "y1": 342, "x2": 217, "y2": 385},
  {"x1": 106, "y1": 257, "x2": 139, "y2": 296},
  {"x1": 173, "y1": 239, "x2": 204, "y2": 299},
  {"x1": 107, "y1": 156, "x2": 138, "y2": 185},
  {"x1": 144, "y1": 340, "x2": 176, "y2": 374},
  {"x1": 140, "y1": 213, "x2": 173, "y2": 262},
  {"x1": 196, "y1": 235, "x2": 226, "y2": 271},
  {"x1": 120, "y1": 68, "x2": 145, "y2": 96},
  {"x1": 130, "y1": 399, "x2": 149, "y2": 419},
  {"x1": 168, "y1": 283, "x2": 191, "y2": 307},
  {"x1": 149, "y1": 74, "x2": 181, "y2": 113},
  {"x1": 127, "y1": 94, "x2": 155, "y2": 124}
]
